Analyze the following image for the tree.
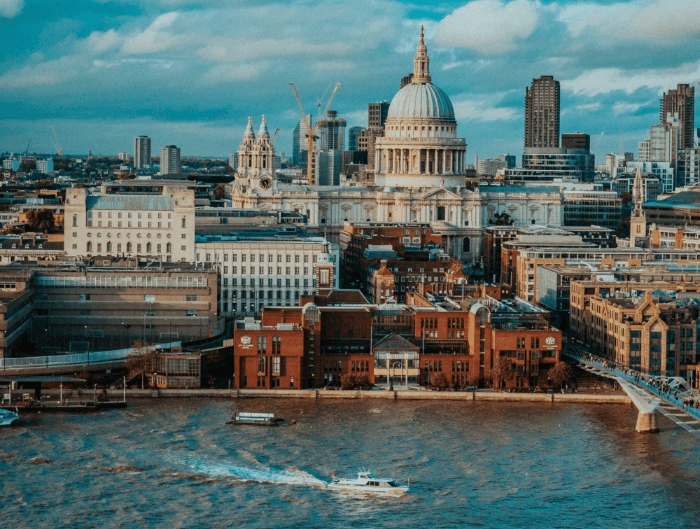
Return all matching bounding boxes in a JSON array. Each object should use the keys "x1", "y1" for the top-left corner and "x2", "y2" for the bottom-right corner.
[
  {"x1": 428, "y1": 372, "x2": 449, "y2": 391},
  {"x1": 548, "y1": 361, "x2": 574, "y2": 389},
  {"x1": 117, "y1": 172, "x2": 135, "y2": 180},
  {"x1": 214, "y1": 183, "x2": 226, "y2": 199},
  {"x1": 25, "y1": 209, "x2": 55, "y2": 232},
  {"x1": 620, "y1": 191, "x2": 633, "y2": 207},
  {"x1": 492, "y1": 212, "x2": 513, "y2": 226},
  {"x1": 125, "y1": 340, "x2": 157, "y2": 389},
  {"x1": 491, "y1": 356, "x2": 515, "y2": 391}
]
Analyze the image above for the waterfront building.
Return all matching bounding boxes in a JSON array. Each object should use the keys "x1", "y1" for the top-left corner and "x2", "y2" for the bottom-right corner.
[
  {"x1": 570, "y1": 280, "x2": 700, "y2": 382},
  {"x1": 159, "y1": 145, "x2": 181, "y2": 175},
  {"x1": 0, "y1": 263, "x2": 220, "y2": 359},
  {"x1": 524, "y1": 75, "x2": 560, "y2": 149},
  {"x1": 134, "y1": 135, "x2": 151, "y2": 169}
]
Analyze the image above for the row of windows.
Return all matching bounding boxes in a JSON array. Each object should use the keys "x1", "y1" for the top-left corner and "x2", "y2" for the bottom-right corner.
[
  {"x1": 199, "y1": 253, "x2": 318, "y2": 263},
  {"x1": 223, "y1": 278, "x2": 314, "y2": 288},
  {"x1": 222, "y1": 266, "x2": 311, "y2": 276},
  {"x1": 91, "y1": 211, "x2": 172, "y2": 219},
  {"x1": 87, "y1": 221, "x2": 172, "y2": 228},
  {"x1": 85, "y1": 242, "x2": 173, "y2": 253}
]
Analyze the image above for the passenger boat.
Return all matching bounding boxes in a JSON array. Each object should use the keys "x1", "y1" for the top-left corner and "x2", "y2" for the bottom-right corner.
[
  {"x1": 328, "y1": 470, "x2": 409, "y2": 493},
  {"x1": 0, "y1": 408, "x2": 19, "y2": 426}
]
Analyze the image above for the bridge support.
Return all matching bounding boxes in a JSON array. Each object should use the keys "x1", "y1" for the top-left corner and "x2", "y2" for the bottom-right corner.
[{"x1": 635, "y1": 412, "x2": 659, "y2": 434}]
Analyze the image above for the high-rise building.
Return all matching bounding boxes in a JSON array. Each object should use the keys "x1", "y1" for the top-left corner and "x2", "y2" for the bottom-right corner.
[
  {"x1": 317, "y1": 111, "x2": 346, "y2": 151},
  {"x1": 561, "y1": 133, "x2": 590, "y2": 151},
  {"x1": 524, "y1": 76, "x2": 560, "y2": 149},
  {"x1": 159, "y1": 145, "x2": 181, "y2": 175},
  {"x1": 368, "y1": 101, "x2": 390, "y2": 128},
  {"x1": 661, "y1": 83, "x2": 695, "y2": 149},
  {"x1": 292, "y1": 118, "x2": 310, "y2": 168},
  {"x1": 134, "y1": 136, "x2": 151, "y2": 169},
  {"x1": 118, "y1": 152, "x2": 131, "y2": 162},
  {"x1": 348, "y1": 126, "x2": 363, "y2": 151}
]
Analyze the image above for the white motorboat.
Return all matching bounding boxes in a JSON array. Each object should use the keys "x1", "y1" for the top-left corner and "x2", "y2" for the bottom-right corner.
[
  {"x1": 328, "y1": 470, "x2": 409, "y2": 493},
  {"x1": 0, "y1": 408, "x2": 19, "y2": 426}
]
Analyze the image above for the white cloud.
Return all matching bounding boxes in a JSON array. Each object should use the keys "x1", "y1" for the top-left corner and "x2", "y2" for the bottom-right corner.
[
  {"x1": 83, "y1": 29, "x2": 122, "y2": 55},
  {"x1": 452, "y1": 93, "x2": 519, "y2": 122},
  {"x1": 121, "y1": 12, "x2": 184, "y2": 55},
  {"x1": 562, "y1": 61, "x2": 700, "y2": 96},
  {"x1": 559, "y1": 0, "x2": 700, "y2": 42},
  {"x1": 434, "y1": 0, "x2": 542, "y2": 55},
  {"x1": 0, "y1": 0, "x2": 23, "y2": 18},
  {"x1": 199, "y1": 63, "x2": 266, "y2": 86}
]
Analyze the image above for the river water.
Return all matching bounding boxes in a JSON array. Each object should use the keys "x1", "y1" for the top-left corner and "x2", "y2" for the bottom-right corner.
[{"x1": 2, "y1": 399, "x2": 699, "y2": 528}]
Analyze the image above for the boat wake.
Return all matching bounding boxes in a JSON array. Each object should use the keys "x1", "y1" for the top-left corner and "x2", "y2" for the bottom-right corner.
[{"x1": 178, "y1": 458, "x2": 327, "y2": 488}]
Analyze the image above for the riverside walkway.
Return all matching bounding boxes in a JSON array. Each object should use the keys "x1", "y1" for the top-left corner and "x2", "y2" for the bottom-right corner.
[{"x1": 565, "y1": 349, "x2": 700, "y2": 436}]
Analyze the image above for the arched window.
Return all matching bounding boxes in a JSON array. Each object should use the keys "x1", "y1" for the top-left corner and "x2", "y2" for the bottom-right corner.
[
  {"x1": 462, "y1": 237, "x2": 470, "y2": 253},
  {"x1": 146, "y1": 242, "x2": 152, "y2": 252},
  {"x1": 86, "y1": 241, "x2": 92, "y2": 252},
  {"x1": 126, "y1": 242, "x2": 132, "y2": 252},
  {"x1": 166, "y1": 243, "x2": 172, "y2": 253},
  {"x1": 106, "y1": 241, "x2": 112, "y2": 252},
  {"x1": 72, "y1": 215, "x2": 77, "y2": 227}
]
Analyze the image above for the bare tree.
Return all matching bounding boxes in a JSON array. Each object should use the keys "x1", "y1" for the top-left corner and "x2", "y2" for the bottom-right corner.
[
  {"x1": 491, "y1": 355, "x2": 515, "y2": 391},
  {"x1": 125, "y1": 340, "x2": 157, "y2": 389},
  {"x1": 428, "y1": 372, "x2": 449, "y2": 391},
  {"x1": 548, "y1": 361, "x2": 574, "y2": 390},
  {"x1": 214, "y1": 183, "x2": 226, "y2": 199}
]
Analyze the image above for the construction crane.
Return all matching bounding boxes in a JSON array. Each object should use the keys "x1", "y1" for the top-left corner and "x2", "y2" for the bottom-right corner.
[
  {"x1": 290, "y1": 82, "x2": 341, "y2": 185},
  {"x1": 51, "y1": 126, "x2": 63, "y2": 156},
  {"x1": 24, "y1": 138, "x2": 31, "y2": 156},
  {"x1": 272, "y1": 128, "x2": 280, "y2": 148},
  {"x1": 592, "y1": 131, "x2": 604, "y2": 152}
]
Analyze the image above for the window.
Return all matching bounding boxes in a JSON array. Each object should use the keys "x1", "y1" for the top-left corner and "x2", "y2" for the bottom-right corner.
[
  {"x1": 144, "y1": 295, "x2": 155, "y2": 302},
  {"x1": 258, "y1": 356, "x2": 266, "y2": 373},
  {"x1": 186, "y1": 310, "x2": 197, "y2": 317},
  {"x1": 258, "y1": 336, "x2": 267, "y2": 354},
  {"x1": 187, "y1": 295, "x2": 197, "y2": 302}
]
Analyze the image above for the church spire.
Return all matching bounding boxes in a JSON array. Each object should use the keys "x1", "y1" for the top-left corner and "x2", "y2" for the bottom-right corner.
[
  {"x1": 244, "y1": 116, "x2": 255, "y2": 139},
  {"x1": 258, "y1": 115, "x2": 269, "y2": 138},
  {"x1": 632, "y1": 166, "x2": 644, "y2": 217},
  {"x1": 413, "y1": 25, "x2": 431, "y2": 84}
]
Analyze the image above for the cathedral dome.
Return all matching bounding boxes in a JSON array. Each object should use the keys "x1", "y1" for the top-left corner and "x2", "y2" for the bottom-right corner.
[{"x1": 387, "y1": 82, "x2": 455, "y2": 121}]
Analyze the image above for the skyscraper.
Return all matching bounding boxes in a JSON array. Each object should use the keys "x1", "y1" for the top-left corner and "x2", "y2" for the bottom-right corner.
[
  {"x1": 524, "y1": 76, "x2": 560, "y2": 149},
  {"x1": 317, "y1": 110, "x2": 346, "y2": 151},
  {"x1": 661, "y1": 83, "x2": 695, "y2": 149},
  {"x1": 292, "y1": 118, "x2": 310, "y2": 168},
  {"x1": 347, "y1": 126, "x2": 363, "y2": 151},
  {"x1": 368, "y1": 101, "x2": 390, "y2": 128},
  {"x1": 133, "y1": 135, "x2": 151, "y2": 169},
  {"x1": 159, "y1": 145, "x2": 180, "y2": 175}
]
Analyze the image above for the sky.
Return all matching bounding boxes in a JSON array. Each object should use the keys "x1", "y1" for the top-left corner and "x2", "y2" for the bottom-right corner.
[{"x1": 1, "y1": 0, "x2": 700, "y2": 162}]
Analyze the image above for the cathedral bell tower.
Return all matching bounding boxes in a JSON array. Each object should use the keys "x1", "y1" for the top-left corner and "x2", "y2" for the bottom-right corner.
[{"x1": 235, "y1": 116, "x2": 275, "y2": 192}]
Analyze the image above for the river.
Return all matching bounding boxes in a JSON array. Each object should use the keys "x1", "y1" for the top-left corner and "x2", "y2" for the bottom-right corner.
[{"x1": 1, "y1": 399, "x2": 699, "y2": 528}]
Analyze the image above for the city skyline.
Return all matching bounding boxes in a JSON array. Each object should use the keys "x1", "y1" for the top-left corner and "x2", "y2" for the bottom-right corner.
[{"x1": 2, "y1": 0, "x2": 700, "y2": 160}]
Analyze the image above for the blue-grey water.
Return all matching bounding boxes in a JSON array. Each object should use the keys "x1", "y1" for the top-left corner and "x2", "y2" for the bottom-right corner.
[{"x1": 2, "y1": 399, "x2": 699, "y2": 528}]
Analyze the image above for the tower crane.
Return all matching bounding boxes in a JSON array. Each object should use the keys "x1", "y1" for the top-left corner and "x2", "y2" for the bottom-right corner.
[
  {"x1": 271, "y1": 128, "x2": 280, "y2": 148},
  {"x1": 290, "y1": 82, "x2": 341, "y2": 185},
  {"x1": 592, "y1": 131, "x2": 604, "y2": 152},
  {"x1": 51, "y1": 126, "x2": 63, "y2": 156}
]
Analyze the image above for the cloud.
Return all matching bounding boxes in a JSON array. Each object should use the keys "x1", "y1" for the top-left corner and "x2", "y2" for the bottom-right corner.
[
  {"x1": 434, "y1": 0, "x2": 542, "y2": 55},
  {"x1": 0, "y1": 0, "x2": 22, "y2": 18},
  {"x1": 562, "y1": 61, "x2": 700, "y2": 96},
  {"x1": 560, "y1": 0, "x2": 700, "y2": 42},
  {"x1": 121, "y1": 12, "x2": 184, "y2": 55},
  {"x1": 452, "y1": 93, "x2": 519, "y2": 122}
]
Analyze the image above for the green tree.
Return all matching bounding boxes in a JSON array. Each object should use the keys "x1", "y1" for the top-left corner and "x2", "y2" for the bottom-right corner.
[
  {"x1": 491, "y1": 355, "x2": 515, "y2": 391},
  {"x1": 25, "y1": 209, "x2": 55, "y2": 232},
  {"x1": 548, "y1": 361, "x2": 574, "y2": 389},
  {"x1": 492, "y1": 212, "x2": 513, "y2": 226}
]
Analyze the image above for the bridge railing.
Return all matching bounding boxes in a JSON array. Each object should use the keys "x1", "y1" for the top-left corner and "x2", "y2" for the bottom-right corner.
[
  {"x1": 0, "y1": 341, "x2": 182, "y2": 371},
  {"x1": 565, "y1": 349, "x2": 700, "y2": 421}
]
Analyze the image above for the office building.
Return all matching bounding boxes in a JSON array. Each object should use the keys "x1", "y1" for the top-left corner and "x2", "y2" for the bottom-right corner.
[
  {"x1": 292, "y1": 118, "x2": 310, "y2": 168},
  {"x1": 133, "y1": 135, "x2": 151, "y2": 169},
  {"x1": 348, "y1": 126, "x2": 363, "y2": 151},
  {"x1": 317, "y1": 110, "x2": 346, "y2": 151},
  {"x1": 368, "y1": 101, "x2": 390, "y2": 128},
  {"x1": 524, "y1": 76, "x2": 560, "y2": 149},
  {"x1": 661, "y1": 83, "x2": 695, "y2": 149},
  {"x1": 159, "y1": 145, "x2": 181, "y2": 175}
]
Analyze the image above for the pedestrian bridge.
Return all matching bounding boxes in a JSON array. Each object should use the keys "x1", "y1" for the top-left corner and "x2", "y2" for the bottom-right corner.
[
  {"x1": 565, "y1": 350, "x2": 700, "y2": 437},
  {"x1": 0, "y1": 342, "x2": 181, "y2": 377}
]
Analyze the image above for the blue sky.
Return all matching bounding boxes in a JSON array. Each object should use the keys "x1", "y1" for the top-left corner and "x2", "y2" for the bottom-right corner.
[{"x1": 1, "y1": 0, "x2": 699, "y2": 162}]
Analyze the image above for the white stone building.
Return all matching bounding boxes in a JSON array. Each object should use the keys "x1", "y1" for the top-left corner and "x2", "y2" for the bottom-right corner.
[{"x1": 228, "y1": 29, "x2": 564, "y2": 265}]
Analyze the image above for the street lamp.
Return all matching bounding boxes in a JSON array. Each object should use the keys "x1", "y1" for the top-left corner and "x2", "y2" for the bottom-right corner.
[
  {"x1": 390, "y1": 360, "x2": 402, "y2": 391},
  {"x1": 85, "y1": 325, "x2": 90, "y2": 366}
]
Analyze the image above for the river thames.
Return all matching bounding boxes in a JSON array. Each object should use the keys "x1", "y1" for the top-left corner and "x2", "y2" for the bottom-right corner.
[{"x1": 2, "y1": 399, "x2": 700, "y2": 528}]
